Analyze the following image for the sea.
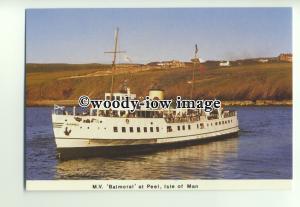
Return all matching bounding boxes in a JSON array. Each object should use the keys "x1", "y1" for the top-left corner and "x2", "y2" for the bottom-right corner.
[{"x1": 25, "y1": 106, "x2": 292, "y2": 180}]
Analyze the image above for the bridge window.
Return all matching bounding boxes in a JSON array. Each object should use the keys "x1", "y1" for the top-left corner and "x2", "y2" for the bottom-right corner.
[
  {"x1": 144, "y1": 127, "x2": 147, "y2": 132},
  {"x1": 156, "y1": 127, "x2": 159, "y2": 132},
  {"x1": 215, "y1": 122, "x2": 218, "y2": 125},
  {"x1": 129, "y1": 127, "x2": 134, "y2": 133},
  {"x1": 167, "y1": 126, "x2": 172, "y2": 132},
  {"x1": 137, "y1": 127, "x2": 141, "y2": 132},
  {"x1": 182, "y1": 125, "x2": 185, "y2": 130},
  {"x1": 188, "y1": 125, "x2": 191, "y2": 130},
  {"x1": 113, "y1": 127, "x2": 118, "y2": 132},
  {"x1": 177, "y1": 126, "x2": 180, "y2": 131}
]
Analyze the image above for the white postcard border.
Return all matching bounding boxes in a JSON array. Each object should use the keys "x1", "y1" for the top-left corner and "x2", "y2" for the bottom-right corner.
[{"x1": 26, "y1": 180, "x2": 291, "y2": 191}]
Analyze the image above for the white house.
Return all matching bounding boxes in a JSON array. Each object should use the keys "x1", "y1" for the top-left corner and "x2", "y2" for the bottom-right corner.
[
  {"x1": 219, "y1": 61, "x2": 230, "y2": 67},
  {"x1": 258, "y1": 59, "x2": 269, "y2": 63}
]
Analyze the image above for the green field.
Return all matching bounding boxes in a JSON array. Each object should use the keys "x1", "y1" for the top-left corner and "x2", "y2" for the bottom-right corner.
[{"x1": 26, "y1": 62, "x2": 292, "y2": 106}]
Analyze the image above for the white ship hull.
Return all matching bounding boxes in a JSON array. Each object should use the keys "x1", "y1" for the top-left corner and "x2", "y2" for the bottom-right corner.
[{"x1": 52, "y1": 113, "x2": 239, "y2": 159}]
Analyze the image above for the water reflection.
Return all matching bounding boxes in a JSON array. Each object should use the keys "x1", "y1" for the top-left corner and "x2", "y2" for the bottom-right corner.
[{"x1": 56, "y1": 137, "x2": 239, "y2": 179}]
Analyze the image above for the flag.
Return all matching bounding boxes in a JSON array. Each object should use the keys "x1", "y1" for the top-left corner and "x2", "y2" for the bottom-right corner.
[
  {"x1": 195, "y1": 44, "x2": 198, "y2": 55},
  {"x1": 54, "y1": 104, "x2": 65, "y2": 110}
]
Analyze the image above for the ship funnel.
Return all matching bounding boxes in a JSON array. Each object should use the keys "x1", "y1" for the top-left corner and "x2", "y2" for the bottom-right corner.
[{"x1": 149, "y1": 89, "x2": 164, "y2": 100}]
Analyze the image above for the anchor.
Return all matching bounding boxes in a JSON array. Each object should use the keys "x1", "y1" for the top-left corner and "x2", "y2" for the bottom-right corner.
[{"x1": 64, "y1": 127, "x2": 72, "y2": 136}]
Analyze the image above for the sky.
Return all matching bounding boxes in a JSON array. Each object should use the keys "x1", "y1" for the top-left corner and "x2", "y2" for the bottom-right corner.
[{"x1": 26, "y1": 8, "x2": 292, "y2": 64}]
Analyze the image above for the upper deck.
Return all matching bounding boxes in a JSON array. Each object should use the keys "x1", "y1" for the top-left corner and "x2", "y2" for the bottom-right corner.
[{"x1": 53, "y1": 88, "x2": 237, "y2": 124}]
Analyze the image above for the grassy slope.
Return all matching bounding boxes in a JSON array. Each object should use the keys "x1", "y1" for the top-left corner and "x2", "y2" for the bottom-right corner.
[{"x1": 26, "y1": 62, "x2": 292, "y2": 105}]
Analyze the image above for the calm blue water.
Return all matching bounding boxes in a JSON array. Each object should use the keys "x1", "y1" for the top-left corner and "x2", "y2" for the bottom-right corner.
[{"x1": 25, "y1": 107, "x2": 292, "y2": 180}]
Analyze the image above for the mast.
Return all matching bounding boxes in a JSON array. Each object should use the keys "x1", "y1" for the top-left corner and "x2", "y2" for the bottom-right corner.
[
  {"x1": 104, "y1": 27, "x2": 126, "y2": 100},
  {"x1": 191, "y1": 44, "x2": 198, "y2": 99}
]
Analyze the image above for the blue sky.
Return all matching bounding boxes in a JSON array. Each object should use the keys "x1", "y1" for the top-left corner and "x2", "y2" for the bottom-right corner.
[{"x1": 26, "y1": 8, "x2": 292, "y2": 64}]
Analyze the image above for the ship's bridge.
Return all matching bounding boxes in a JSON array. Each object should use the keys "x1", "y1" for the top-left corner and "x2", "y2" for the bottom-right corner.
[{"x1": 105, "y1": 88, "x2": 136, "y2": 100}]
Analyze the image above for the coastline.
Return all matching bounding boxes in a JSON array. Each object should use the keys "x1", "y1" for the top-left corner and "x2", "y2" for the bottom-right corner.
[{"x1": 26, "y1": 99, "x2": 292, "y2": 107}]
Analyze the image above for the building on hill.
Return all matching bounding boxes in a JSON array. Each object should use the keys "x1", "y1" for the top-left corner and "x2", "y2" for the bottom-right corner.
[
  {"x1": 258, "y1": 59, "x2": 269, "y2": 63},
  {"x1": 278, "y1": 53, "x2": 292, "y2": 62},
  {"x1": 147, "y1": 60, "x2": 185, "y2": 68},
  {"x1": 219, "y1": 61, "x2": 231, "y2": 67},
  {"x1": 161, "y1": 60, "x2": 185, "y2": 68}
]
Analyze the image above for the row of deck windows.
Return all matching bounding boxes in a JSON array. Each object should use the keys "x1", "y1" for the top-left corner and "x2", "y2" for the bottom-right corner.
[
  {"x1": 176, "y1": 124, "x2": 192, "y2": 131},
  {"x1": 214, "y1": 119, "x2": 233, "y2": 126},
  {"x1": 112, "y1": 119, "x2": 233, "y2": 133},
  {"x1": 114, "y1": 126, "x2": 160, "y2": 133},
  {"x1": 170, "y1": 123, "x2": 202, "y2": 132},
  {"x1": 167, "y1": 119, "x2": 233, "y2": 133}
]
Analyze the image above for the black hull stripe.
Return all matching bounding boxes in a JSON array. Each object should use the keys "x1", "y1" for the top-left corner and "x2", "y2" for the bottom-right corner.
[{"x1": 56, "y1": 132, "x2": 239, "y2": 160}]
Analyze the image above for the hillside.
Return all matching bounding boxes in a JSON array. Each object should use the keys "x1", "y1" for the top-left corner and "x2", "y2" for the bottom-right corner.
[{"x1": 26, "y1": 62, "x2": 292, "y2": 106}]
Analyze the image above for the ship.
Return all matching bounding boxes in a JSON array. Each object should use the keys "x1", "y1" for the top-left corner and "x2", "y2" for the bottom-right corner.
[{"x1": 52, "y1": 28, "x2": 239, "y2": 159}]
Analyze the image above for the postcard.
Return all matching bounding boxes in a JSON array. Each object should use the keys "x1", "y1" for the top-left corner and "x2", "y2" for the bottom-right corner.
[{"x1": 25, "y1": 8, "x2": 292, "y2": 190}]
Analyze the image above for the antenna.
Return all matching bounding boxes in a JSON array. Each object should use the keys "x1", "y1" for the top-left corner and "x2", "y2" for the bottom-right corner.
[
  {"x1": 191, "y1": 44, "x2": 199, "y2": 99},
  {"x1": 104, "y1": 27, "x2": 126, "y2": 100}
]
